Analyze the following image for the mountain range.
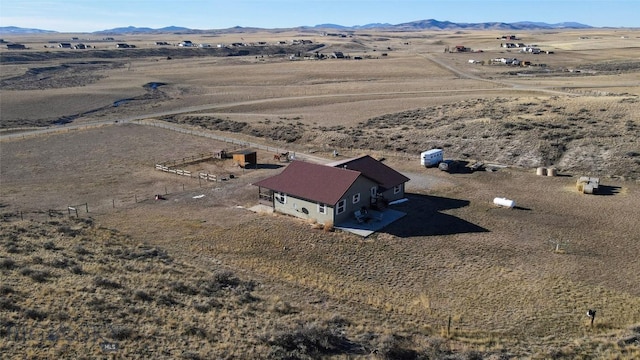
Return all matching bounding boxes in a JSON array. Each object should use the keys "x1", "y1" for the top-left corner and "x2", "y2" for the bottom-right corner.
[{"x1": 0, "y1": 19, "x2": 594, "y2": 35}]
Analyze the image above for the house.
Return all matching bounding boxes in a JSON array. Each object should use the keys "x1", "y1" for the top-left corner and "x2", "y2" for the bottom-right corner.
[
  {"x1": 254, "y1": 156, "x2": 409, "y2": 225},
  {"x1": 74, "y1": 43, "x2": 86, "y2": 49},
  {"x1": 6, "y1": 43, "x2": 27, "y2": 50},
  {"x1": 58, "y1": 42, "x2": 72, "y2": 48},
  {"x1": 455, "y1": 45, "x2": 470, "y2": 52},
  {"x1": 178, "y1": 40, "x2": 193, "y2": 47},
  {"x1": 332, "y1": 52, "x2": 345, "y2": 58},
  {"x1": 116, "y1": 43, "x2": 131, "y2": 48},
  {"x1": 326, "y1": 155, "x2": 410, "y2": 206}
]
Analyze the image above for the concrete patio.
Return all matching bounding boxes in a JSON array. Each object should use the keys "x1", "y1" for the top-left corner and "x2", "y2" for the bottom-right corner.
[{"x1": 335, "y1": 208, "x2": 407, "y2": 237}]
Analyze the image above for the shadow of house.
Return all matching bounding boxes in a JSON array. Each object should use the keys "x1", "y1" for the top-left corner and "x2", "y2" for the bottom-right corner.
[{"x1": 384, "y1": 193, "x2": 489, "y2": 237}]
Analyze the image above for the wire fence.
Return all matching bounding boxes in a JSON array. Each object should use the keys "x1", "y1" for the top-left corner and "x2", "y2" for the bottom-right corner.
[{"x1": 0, "y1": 173, "x2": 253, "y2": 223}]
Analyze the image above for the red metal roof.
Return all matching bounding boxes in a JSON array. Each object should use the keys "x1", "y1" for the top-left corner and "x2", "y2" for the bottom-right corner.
[
  {"x1": 327, "y1": 155, "x2": 410, "y2": 190},
  {"x1": 253, "y1": 161, "x2": 362, "y2": 205}
]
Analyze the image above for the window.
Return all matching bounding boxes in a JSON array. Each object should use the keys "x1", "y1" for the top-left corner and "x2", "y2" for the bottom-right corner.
[
  {"x1": 394, "y1": 184, "x2": 402, "y2": 194},
  {"x1": 352, "y1": 193, "x2": 360, "y2": 204},
  {"x1": 317, "y1": 203, "x2": 326, "y2": 214},
  {"x1": 275, "y1": 192, "x2": 286, "y2": 204},
  {"x1": 370, "y1": 187, "x2": 377, "y2": 197},
  {"x1": 336, "y1": 199, "x2": 346, "y2": 214}
]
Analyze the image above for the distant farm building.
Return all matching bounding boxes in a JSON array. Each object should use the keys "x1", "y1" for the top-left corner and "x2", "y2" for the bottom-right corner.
[
  {"x1": 6, "y1": 43, "x2": 26, "y2": 50},
  {"x1": 58, "y1": 42, "x2": 72, "y2": 48}
]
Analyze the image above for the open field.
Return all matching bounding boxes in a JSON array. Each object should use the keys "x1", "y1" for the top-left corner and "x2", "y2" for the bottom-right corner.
[
  {"x1": 1, "y1": 29, "x2": 640, "y2": 358},
  {"x1": 1, "y1": 29, "x2": 639, "y2": 178}
]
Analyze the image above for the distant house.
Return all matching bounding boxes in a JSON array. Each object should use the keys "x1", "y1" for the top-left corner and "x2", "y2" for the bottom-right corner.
[
  {"x1": 254, "y1": 156, "x2": 409, "y2": 225},
  {"x1": 332, "y1": 51, "x2": 345, "y2": 59},
  {"x1": 155, "y1": 41, "x2": 170, "y2": 46},
  {"x1": 178, "y1": 40, "x2": 193, "y2": 47},
  {"x1": 454, "y1": 45, "x2": 470, "y2": 52},
  {"x1": 492, "y1": 57, "x2": 519, "y2": 65},
  {"x1": 116, "y1": 43, "x2": 133, "y2": 48},
  {"x1": 58, "y1": 42, "x2": 72, "y2": 48},
  {"x1": 74, "y1": 43, "x2": 86, "y2": 49},
  {"x1": 6, "y1": 43, "x2": 27, "y2": 50}
]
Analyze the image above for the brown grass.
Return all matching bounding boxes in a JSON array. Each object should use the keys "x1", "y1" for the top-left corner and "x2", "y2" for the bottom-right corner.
[{"x1": 2, "y1": 28, "x2": 640, "y2": 358}]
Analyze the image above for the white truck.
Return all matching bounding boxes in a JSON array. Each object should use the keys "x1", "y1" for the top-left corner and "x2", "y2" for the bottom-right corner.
[{"x1": 421, "y1": 149, "x2": 443, "y2": 167}]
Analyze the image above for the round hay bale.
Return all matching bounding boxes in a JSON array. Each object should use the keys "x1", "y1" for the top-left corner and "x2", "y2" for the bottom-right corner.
[
  {"x1": 536, "y1": 167, "x2": 547, "y2": 176},
  {"x1": 547, "y1": 167, "x2": 557, "y2": 177}
]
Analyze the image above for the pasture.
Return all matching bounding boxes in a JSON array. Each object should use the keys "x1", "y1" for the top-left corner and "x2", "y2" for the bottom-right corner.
[{"x1": 1, "y1": 28, "x2": 640, "y2": 358}]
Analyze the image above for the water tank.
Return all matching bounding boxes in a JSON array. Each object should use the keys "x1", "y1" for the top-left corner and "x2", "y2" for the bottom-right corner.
[{"x1": 493, "y1": 197, "x2": 515, "y2": 208}]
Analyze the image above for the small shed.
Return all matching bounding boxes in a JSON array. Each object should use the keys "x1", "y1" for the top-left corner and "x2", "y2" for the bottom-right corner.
[{"x1": 231, "y1": 149, "x2": 257, "y2": 168}]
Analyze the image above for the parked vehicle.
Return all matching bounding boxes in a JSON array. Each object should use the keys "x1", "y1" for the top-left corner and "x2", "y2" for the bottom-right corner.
[{"x1": 421, "y1": 149, "x2": 443, "y2": 167}]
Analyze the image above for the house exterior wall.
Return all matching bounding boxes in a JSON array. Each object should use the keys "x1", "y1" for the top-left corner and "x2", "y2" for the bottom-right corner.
[
  {"x1": 271, "y1": 176, "x2": 377, "y2": 225},
  {"x1": 380, "y1": 183, "x2": 405, "y2": 203},
  {"x1": 333, "y1": 177, "x2": 378, "y2": 224},
  {"x1": 273, "y1": 194, "x2": 335, "y2": 224}
]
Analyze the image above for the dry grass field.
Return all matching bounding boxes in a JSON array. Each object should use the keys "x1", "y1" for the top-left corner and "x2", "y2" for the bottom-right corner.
[{"x1": 1, "y1": 29, "x2": 640, "y2": 358}]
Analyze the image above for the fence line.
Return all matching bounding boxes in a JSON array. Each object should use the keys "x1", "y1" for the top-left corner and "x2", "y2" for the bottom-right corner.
[{"x1": 137, "y1": 119, "x2": 290, "y2": 157}]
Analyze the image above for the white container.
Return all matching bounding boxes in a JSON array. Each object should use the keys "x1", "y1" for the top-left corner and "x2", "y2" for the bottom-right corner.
[
  {"x1": 493, "y1": 197, "x2": 515, "y2": 208},
  {"x1": 421, "y1": 149, "x2": 443, "y2": 167}
]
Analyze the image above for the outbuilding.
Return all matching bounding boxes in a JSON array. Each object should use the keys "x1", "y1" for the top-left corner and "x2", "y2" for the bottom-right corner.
[{"x1": 231, "y1": 149, "x2": 257, "y2": 168}]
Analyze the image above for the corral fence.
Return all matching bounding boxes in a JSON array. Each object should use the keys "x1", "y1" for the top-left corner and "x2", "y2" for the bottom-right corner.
[{"x1": 155, "y1": 164, "x2": 193, "y2": 177}]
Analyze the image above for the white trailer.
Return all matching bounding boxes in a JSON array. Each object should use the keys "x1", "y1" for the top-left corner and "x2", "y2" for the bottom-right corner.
[{"x1": 421, "y1": 149, "x2": 443, "y2": 167}]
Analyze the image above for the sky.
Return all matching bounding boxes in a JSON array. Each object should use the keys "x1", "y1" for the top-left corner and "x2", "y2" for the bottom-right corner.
[{"x1": 0, "y1": 0, "x2": 638, "y2": 33}]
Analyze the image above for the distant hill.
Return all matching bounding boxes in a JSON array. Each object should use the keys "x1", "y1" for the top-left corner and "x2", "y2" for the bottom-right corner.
[
  {"x1": 0, "y1": 26, "x2": 57, "y2": 34},
  {"x1": 0, "y1": 20, "x2": 593, "y2": 35},
  {"x1": 93, "y1": 26, "x2": 192, "y2": 34},
  {"x1": 390, "y1": 19, "x2": 592, "y2": 30}
]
